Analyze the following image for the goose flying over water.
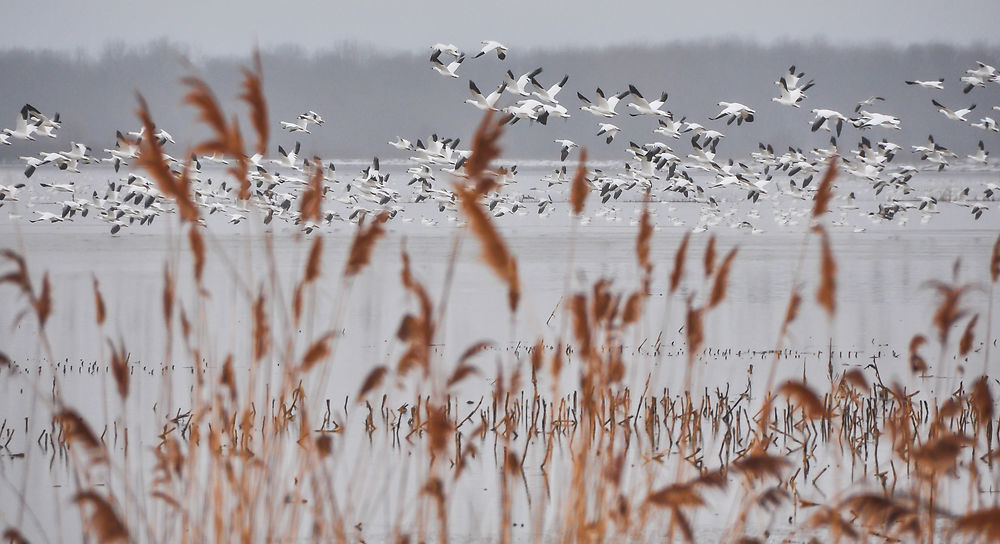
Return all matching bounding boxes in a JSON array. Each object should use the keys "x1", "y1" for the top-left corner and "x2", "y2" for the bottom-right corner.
[
  {"x1": 2, "y1": 105, "x2": 42, "y2": 141},
  {"x1": 627, "y1": 85, "x2": 669, "y2": 117},
  {"x1": 474, "y1": 40, "x2": 507, "y2": 60},
  {"x1": 810, "y1": 109, "x2": 848, "y2": 136},
  {"x1": 430, "y1": 50, "x2": 464, "y2": 78},
  {"x1": 905, "y1": 78, "x2": 944, "y2": 89},
  {"x1": 772, "y1": 77, "x2": 813, "y2": 107},
  {"x1": 711, "y1": 102, "x2": 756, "y2": 125},
  {"x1": 554, "y1": 139, "x2": 578, "y2": 161},
  {"x1": 931, "y1": 99, "x2": 976, "y2": 122},
  {"x1": 577, "y1": 88, "x2": 628, "y2": 118},
  {"x1": 430, "y1": 43, "x2": 460, "y2": 57},
  {"x1": 465, "y1": 81, "x2": 507, "y2": 111},
  {"x1": 971, "y1": 116, "x2": 999, "y2": 132},
  {"x1": 597, "y1": 123, "x2": 620, "y2": 144},
  {"x1": 505, "y1": 68, "x2": 543, "y2": 96},
  {"x1": 530, "y1": 74, "x2": 568, "y2": 104},
  {"x1": 968, "y1": 140, "x2": 989, "y2": 164}
]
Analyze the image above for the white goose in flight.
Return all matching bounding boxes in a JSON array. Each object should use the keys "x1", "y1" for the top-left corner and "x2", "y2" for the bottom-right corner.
[
  {"x1": 505, "y1": 68, "x2": 543, "y2": 96},
  {"x1": 430, "y1": 43, "x2": 460, "y2": 57},
  {"x1": 772, "y1": 77, "x2": 813, "y2": 107},
  {"x1": 711, "y1": 102, "x2": 756, "y2": 125},
  {"x1": 554, "y1": 139, "x2": 578, "y2": 161},
  {"x1": 270, "y1": 142, "x2": 302, "y2": 170},
  {"x1": 388, "y1": 136, "x2": 413, "y2": 151},
  {"x1": 2, "y1": 105, "x2": 42, "y2": 141},
  {"x1": 627, "y1": 85, "x2": 668, "y2": 117},
  {"x1": 430, "y1": 50, "x2": 464, "y2": 78},
  {"x1": 465, "y1": 80, "x2": 507, "y2": 111},
  {"x1": 853, "y1": 110, "x2": 901, "y2": 130},
  {"x1": 809, "y1": 109, "x2": 848, "y2": 136},
  {"x1": 971, "y1": 116, "x2": 998, "y2": 132},
  {"x1": 596, "y1": 123, "x2": 620, "y2": 144},
  {"x1": 281, "y1": 117, "x2": 312, "y2": 133},
  {"x1": 968, "y1": 140, "x2": 989, "y2": 165},
  {"x1": 530, "y1": 74, "x2": 568, "y2": 104},
  {"x1": 24, "y1": 105, "x2": 60, "y2": 138},
  {"x1": 905, "y1": 78, "x2": 944, "y2": 89},
  {"x1": 653, "y1": 115, "x2": 685, "y2": 139},
  {"x1": 474, "y1": 40, "x2": 508, "y2": 60},
  {"x1": 577, "y1": 88, "x2": 628, "y2": 118},
  {"x1": 931, "y1": 99, "x2": 975, "y2": 122}
]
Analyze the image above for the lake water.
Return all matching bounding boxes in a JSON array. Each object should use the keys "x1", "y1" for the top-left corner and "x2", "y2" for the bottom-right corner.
[{"x1": 1, "y1": 163, "x2": 998, "y2": 541}]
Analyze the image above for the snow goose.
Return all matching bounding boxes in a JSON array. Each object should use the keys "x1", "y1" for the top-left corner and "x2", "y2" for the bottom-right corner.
[
  {"x1": 530, "y1": 74, "x2": 568, "y2": 104},
  {"x1": 653, "y1": 115, "x2": 685, "y2": 139},
  {"x1": 30, "y1": 211, "x2": 65, "y2": 223},
  {"x1": 2, "y1": 105, "x2": 42, "y2": 141},
  {"x1": 474, "y1": 40, "x2": 508, "y2": 60},
  {"x1": 554, "y1": 139, "x2": 578, "y2": 161},
  {"x1": 505, "y1": 68, "x2": 543, "y2": 96},
  {"x1": 430, "y1": 43, "x2": 460, "y2": 57},
  {"x1": 905, "y1": 78, "x2": 944, "y2": 89},
  {"x1": 968, "y1": 140, "x2": 988, "y2": 165},
  {"x1": 270, "y1": 142, "x2": 302, "y2": 170},
  {"x1": 24, "y1": 105, "x2": 60, "y2": 138},
  {"x1": 775, "y1": 65, "x2": 806, "y2": 90},
  {"x1": 300, "y1": 111, "x2": 324, "y2": 125},
  {"x1": 627, "y1": 85, "x2": 669, "y2": 117},
  {"x1": 502, "y1": 100, "x2": 549, "y2": 125},
  {"x1": 852, "y1": 110, "x2": 901, "y2": 130},
  {"x1": 809, "y1": 109, "x2": 848, "y2": 136},
  {"x1": 971, "y1": 117, "x2": 999, "y2": 132},
  {"x1": 931, "y1": 99, "x2": 975, "y2": 122},
  {"x1": 281, "y1": 117, "x2": 312, "y2": 133},
  {"x1": 711, "y1": 102, "x2": 755, "y2": 125},
  {"x1": 853, "y1": 96, "x2": 885, "y2": 112},
  {"x1": 430, "y1": 50, "x2": 464, "y2": 78},
  {"x1": 960, "y1": 74, "x2": 987, "y2": 94},
  {"x1": 577, "y1": 88, "x2": 628, "y2": 118},
  {"x1": 772, "y1": 77, "x2": 813, "y2": 107},
  {"x1": 389, "y1": 136, "x2": 413, "y2": 151},
  {"x1": 596, "y1": 123, "x2": 620, "y2": 144},
  {"x1": 465, "y1": 80, "x2": 507, "y2": 111}
]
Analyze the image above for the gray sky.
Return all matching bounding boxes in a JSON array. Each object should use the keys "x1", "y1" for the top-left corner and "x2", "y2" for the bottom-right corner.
[{"x1": 4, "y1": 0, "x2": 999, "y2": 55}]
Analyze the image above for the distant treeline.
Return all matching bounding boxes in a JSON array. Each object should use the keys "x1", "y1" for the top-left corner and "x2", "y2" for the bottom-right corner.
[{"x1": 1, "y1": 40, "x2": 998, "y2": 164}]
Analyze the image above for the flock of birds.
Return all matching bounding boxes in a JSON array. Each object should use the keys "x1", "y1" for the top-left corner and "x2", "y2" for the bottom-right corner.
[{"x1": 1, "y1": 41, "x2": 999, "y2": 234}]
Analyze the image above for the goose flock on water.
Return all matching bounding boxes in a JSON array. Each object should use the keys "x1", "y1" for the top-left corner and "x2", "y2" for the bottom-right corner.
[{"x1": 1, "y1": 45, "x2": 999, "y2": 234}]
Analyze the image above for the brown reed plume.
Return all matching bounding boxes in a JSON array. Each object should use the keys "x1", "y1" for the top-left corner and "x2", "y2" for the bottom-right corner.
[
  {"x1": 73, "y1": 491, "x2": 129, "y2": 543},
  {"x1": 298, "y1": 157, "x2": 324, "y2": 223},
  {"x1": 811, "y1": 155, "x2": 838, "y2": 218},
  {"x1": 1, "y1": 528, "x2": 30, "y2": 544},
  {"x1": 240, "y1": 50, "x2": 269, "y2": 159},
  {"x1": 454, "y1": 112, "x2": 521, "y2": 312},
  {"x1": 91, "y1": 275, "x2": 106, "y2": 326},
  {"x1": 1, "y1": 250, "x2": 51, "y2": 329},
  {"x1": 570, "y1": 149, "x2": 589, "y2": 215},
  {"x1": 814, "y1": 225, "x2": 836, "y2": 317},
  {"x1": 669, "y1": 232, "x2": 691, "y2": 294},
  {"x1": 703, "y1": 235, "x2": 717, "y2": 277},
  {"x1": 135, "y1": 96, "x2": 199, "y2": 223},
  {"x1": 708, "y1": 247, "x2": 738, "y2": 309},
  {"x1": 344, "y1": 211, "x2": 389, "y2": 278}
]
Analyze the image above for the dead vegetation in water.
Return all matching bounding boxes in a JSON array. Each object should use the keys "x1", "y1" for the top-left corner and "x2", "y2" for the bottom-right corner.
[{"x1": 2, "y1": 75, "x2": 1000, "y2": 544}]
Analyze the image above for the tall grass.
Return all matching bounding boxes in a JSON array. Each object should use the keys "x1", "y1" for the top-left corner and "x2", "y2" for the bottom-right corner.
[{"x1": 1, "y1": 66, "x2": 999, "y2": 544}]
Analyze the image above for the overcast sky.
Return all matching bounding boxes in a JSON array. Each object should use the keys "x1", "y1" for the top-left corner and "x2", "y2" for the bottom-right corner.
[{"x1": 4, "y1": 0, "x2": 999, "y2": 56}]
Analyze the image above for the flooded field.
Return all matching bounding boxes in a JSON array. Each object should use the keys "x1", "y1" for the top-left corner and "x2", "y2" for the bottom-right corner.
[{"x1": 2, "y1": 156, "x2": 1000, "y2": 542}]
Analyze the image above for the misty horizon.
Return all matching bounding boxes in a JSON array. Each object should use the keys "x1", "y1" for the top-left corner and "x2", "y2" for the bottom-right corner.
[{"x1": 2, "y1": 39, "x2": 999, "y2": 165}]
